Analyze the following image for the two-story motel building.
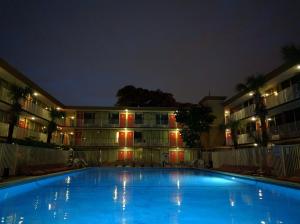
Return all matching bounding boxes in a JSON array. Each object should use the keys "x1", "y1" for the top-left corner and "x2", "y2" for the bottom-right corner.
[
  {"x1": 1, "y1": 58, "x2": 227, "y2": 164},
  {"x1": 224, "y1": 61, "x2": 300, "y2": 147}
]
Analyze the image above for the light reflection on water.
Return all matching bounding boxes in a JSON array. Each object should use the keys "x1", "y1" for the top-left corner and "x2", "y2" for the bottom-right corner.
[{"x1": 0, "y1": 168, "x2": 299, "y2": 224}]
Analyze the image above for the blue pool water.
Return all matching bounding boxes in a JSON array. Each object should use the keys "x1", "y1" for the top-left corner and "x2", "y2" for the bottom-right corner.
[{"x1": 1, "y1": 168, "x2": 300, "y2": 224}]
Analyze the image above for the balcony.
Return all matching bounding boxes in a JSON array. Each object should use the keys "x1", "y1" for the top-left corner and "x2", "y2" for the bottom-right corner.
[
  {"x1": 73, "y1": 118, "x2": 172, "y2": 129},
  {"x1": 230, "y1": 104, "x2": 255, "y2": 121},
  {"x1": 265, "y1": 83, "x2": 300, "y2": 109},
  {"x1": 237, "y1": 133, "x2": 255, "y2": 145},
  {"x1": 0, "y1": 122, "x2": 47, "y2": 142},
  {"x1": 22, "y1": 100, "x2": 51, "y2": 121},
  {"x1": 269, "y1": 121, "x2": 300, "y2": 139},
  {"x1": 0, "y1": 87, "x2": 52, "y2": 121}
]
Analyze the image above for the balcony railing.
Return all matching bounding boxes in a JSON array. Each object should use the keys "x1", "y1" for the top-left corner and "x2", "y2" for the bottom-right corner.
[
  {"x1": 265, "y1": 83, "x2": 300, "y2": 109},
  {"x1": 0, "y1": 87, "x2": 53, "y2": 121},
  {"x1": 69, "y1": 138, "x2": 170, "y2": 147},
  {"x1": 237, "y1": 133, "x2": 255, "y2": 145},
  {"x1": 269, "y1": 121, "x2": 300, "y2": 139},
  {"x1": 230, "y1": 104, "x2": 255, "y2": 121},
  {"x1": 0, "y1": 122, "x2": 47, "y2": 141},
  {"x1": 74, "y1": 118, "x2": 172, "y2": 129}
]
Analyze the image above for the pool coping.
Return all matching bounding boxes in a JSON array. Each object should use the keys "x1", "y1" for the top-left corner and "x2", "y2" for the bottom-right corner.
[
  {"x1": 201, "y1": 168, "x2": 300, "y2": 190},
  {"x1": 1, "y1": 167, "x2": 300, "y2": 191},
  {"x1": 0, "y1": 168, "x2": 88, "y2": 189}
]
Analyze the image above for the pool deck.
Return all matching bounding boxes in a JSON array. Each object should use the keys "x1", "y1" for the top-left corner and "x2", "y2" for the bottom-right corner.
[
  {"x1": 1, "y1": 167, "x2": 300, "y2": 190},
  {"x1": 0, "y1": 168, "x2": 87, "y2": 189}
]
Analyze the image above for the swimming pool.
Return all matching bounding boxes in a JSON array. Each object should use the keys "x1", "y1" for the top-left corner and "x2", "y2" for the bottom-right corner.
[{"x1": 1, "y1": 168, "x2": 300, "y2": 224}]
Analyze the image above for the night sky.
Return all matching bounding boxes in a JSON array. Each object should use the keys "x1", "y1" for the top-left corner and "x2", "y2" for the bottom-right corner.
[{"x1": 1, "y1": 0, "x2": 300, "y2": 106}]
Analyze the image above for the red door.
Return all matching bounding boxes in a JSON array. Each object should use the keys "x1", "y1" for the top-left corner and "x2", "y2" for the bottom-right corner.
[
  {"x1": 120, "y1": 113, "x2": 126, "y2": 127},
  {"x1": 75, "y1": 131, "x2": 82, "y2": 145},
  {"x1": 127, "y1": 114, "x2": 134, "y2": 127},
  {"x1": 169, "y1": 131, "x2": 177, "y2": 147},
  {"x1": 126, "y1": 151, "x2": 133, "y2": 160},
  {"x1": 119, "y1": 131, "x2": 126, "y2": 147},
  {"x1": 118, "y1": 151, "x2": 125, "y2": 160},
  {"x1": 178, "y1": 151, "x2": 184, "y2": 162},
  {"x1": 169, "y1": 151, "x2": 177, "y2": 163},
  {"x1": 169, "y1": 114, "x2": 176, "y2": 128},
  {"x1": 177, "y1": 133, "x2": 183, "y2": 147},
  {"x1": 76, "y1": 112, "x2": 83, "y2": 127},
  {"x1": 127, "y1": 131, "x2": 134, "y2": 147}
]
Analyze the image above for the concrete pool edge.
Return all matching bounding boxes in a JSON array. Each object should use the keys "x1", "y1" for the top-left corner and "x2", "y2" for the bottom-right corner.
[
  {"x1": 0, "y1": 167, "x2": 88, "y2": 189},
  {"x1": 201, "y1": 168, "x2": 300, "y2": 189},
  {"x1": 1, "y1": 167, "x2": 300, "y2": 191}
]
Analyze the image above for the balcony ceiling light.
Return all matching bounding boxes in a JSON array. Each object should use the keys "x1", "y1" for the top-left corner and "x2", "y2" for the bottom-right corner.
[
  {"x1": 249, "y1": 92, "x2": 254, "y2": 96},
  {"x1": 33, "y1": 92, "x2": 38, "y2": 96},
  {"x1": 31, "y1": 116, "x2": 35, "y2": 120},
  {"x1": 297, "y1": 65, "x2": 300, "y2": 69},
  {"x1": 251, "y1": 117, "x2": 256, "y2": 121}
]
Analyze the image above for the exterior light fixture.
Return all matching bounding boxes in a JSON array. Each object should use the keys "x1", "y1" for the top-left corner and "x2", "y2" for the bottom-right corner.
[
  {"x1": 297, "y1": 65, "x2": 300, "y2": 69},
  {"x1": 251, "y1": 117, "x2": 256, "y2": 121},
  {"x1": 70, "y1": 132, "x2": 74, "y2": 135},
  {"x1": 249, "y1": 92, "x2": 254, "y2": 96},
  {"x1": 33, "y1": 92, "x2": 38, "y2": 96},
  {"x1": 274, "y1": 91, "x2": 278, "y2": 96},
  {"x1": 267, "y1": 118, "x2": 272, "y2": 121},
  {"x1": 254, "y1": 143, "x2": 258, "y2": 147},
  {"x1": 31, "y1": 116, "x2": 35, "y2": 120},
  {"x1": 70, "y1": 116, "x2": 75, "y2": 120},
  {"x1": 56, "y1": 107, "x2": 61, "y2": 110}
]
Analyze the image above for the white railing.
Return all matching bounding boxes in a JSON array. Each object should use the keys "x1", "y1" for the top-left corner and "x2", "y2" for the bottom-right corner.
[
  {"x1": 276, "y1": 121, "x2": 300, "y2": 139},
  {"x1": 265, "y1": 83, "x2": 300, "y2": 109},
  {"x1": 237, "y1": 133, "x2": 255, "y2": 145},
  {"x1": 0, "y1": 122, "x2": 47, "y2": 142},
  {"x1": 0, "y1": 87, "x2": 52, "y2": 121},
  {"x1": 230, "y1": 104, "x2": 255, "y2": 121},
  {"x1": 207, "y1": 144, "x2": 300, "y2": 177}
]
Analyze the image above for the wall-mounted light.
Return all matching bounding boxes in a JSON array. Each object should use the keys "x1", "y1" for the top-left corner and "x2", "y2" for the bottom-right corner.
[
  {"x1": 254, "y1": 143, "x2": 258, "y2": 147},
  {"x1": 33, "y1": 92, "x2": 38, "y2": 96},
  {"x1": 70, "y1": 116, "x2": 75, "y2": 120},
  {"x1": 267, "y1": 118, "x2": 272, "y2": 121},
  {"x1": 297, "y1": 65, "x2": 300, "y2": 70},
  {"x1": 31, "y1": 116, "x2": 35, "y2": 120},
  {"x1": 274, "y1": 91, "x2": 278, "y2": 96},
  {"x1": 249, "y1": 92, "x2": 254, "y2": 96},
  {"x1": 56, "y1": 107, "x2": 61, "y2": 110},
  {"x1": 251, "y1": 117, "x2": 256, "y2": 121}
]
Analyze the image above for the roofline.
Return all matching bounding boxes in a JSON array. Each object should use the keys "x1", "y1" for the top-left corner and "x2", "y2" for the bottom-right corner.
[
  {"x1": 0, "y1": 58, "x2": 65, "y2": 107},
  {"x1": 224, "y1": 61, "x2": 299, "y2": 106},
  {"x1": 63, "y1": 105, "x2": 178, "y2": 111},
  {"x1": 199, "y1": 96, "x2": 227, "y2": 104}
]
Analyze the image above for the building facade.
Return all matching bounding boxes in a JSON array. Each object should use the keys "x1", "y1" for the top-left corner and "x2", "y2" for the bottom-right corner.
[
  {"x1": 0, "y1": 58, "x2": 207, "y2": 164},
  {"x1": 224, "y1": 62, "x2": 300, "y2": 147}
]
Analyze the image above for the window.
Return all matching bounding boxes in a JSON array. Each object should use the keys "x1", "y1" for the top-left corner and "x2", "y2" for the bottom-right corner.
[
  {"x1": 108, "y1": 112, "x2": 119, "y2": 124},
  {"x1": 291, "y1": 73, "x2": 300, "y2": 85},
  {"x1": 275, "y1": 114, "x2": 284, "y2": 125},
  {"x1": 135, "y1": 113, "x2": 144, "y2": 124},
  {"x1": 134, "y1": 131, "x2": 143, "y2": 143},
  {"x1": 281, "y1": 80, "x2": 291, "y2": 90},
  {"x1": 246, "y1": 122, "x2": 256, "y2": 133},
  {"x1": 84, "y1": 112, "x2": 95, "y2": 124},
  {"x1": 295, "y1": 107, "x2": 300, "y2": 121},
  {"x1": 156, "y1": 113, "x2": 168, "y2": 125},
  {"x1": 284, "y1": 110, "x2": 295, "y2": 123}
]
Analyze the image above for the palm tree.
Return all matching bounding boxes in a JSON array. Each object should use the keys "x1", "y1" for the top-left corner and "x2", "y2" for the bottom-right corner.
[
  {"x1": 7, "y1": 84, "x2": 32, "y2": 144},
  {"x1": 47, "y1": 108, "x2": 66, "y2": 144},
  {"x1": 281, "y1": 44, "x2": 300, "y2": 62},
  {"x1": 224, "y1": 119, "x2": 240, "y2": 149},
  {"x1": 236, "y1": 74, "x2": 268, "y2": 146}
]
